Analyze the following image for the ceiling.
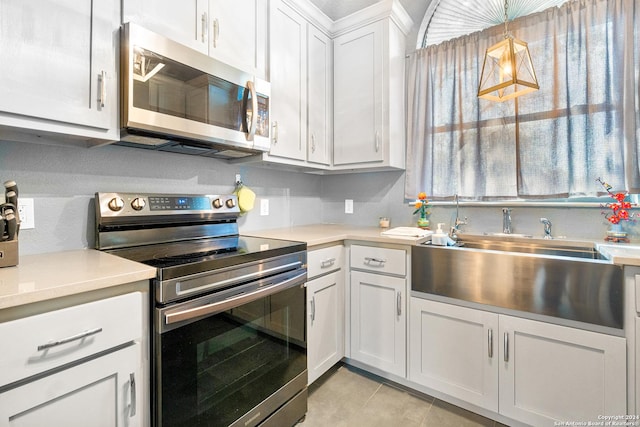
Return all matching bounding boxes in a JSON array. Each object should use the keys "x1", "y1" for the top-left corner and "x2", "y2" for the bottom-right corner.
[
  {"x1": 308, "y1": 0, "x2": 570, "y2": 47},
  {"x1": 308, "y1": 0, "x2": 431, "y2": 23}
]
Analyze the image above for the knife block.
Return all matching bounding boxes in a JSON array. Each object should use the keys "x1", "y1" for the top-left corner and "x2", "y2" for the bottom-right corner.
[{"x1": 0, "y1": 239, "x2": 18, "y2": 267}]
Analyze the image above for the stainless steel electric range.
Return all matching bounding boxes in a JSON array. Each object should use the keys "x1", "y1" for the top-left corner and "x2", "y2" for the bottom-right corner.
[{"x1": 95, "y1": 192, "x2": 308, "y2": 427}]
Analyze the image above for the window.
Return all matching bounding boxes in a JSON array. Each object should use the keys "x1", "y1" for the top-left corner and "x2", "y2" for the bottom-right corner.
[{"x1": 405, "y1": 0, "x2": 640, "y2": 201}]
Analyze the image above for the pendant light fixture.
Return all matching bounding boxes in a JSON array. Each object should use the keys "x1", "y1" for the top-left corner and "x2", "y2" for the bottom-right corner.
[{"x1": 478, "y1": 0, "x2": 539, "y2": 102}]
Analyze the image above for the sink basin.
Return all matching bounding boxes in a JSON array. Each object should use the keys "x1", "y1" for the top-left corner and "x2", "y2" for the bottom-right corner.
[
  {"x1": 454, "y1": 234, "x2": 605, "y2": 260},
  {"x1": 485, "y1": 232, "x2": 533, "y2": 238},
  {"x1": 412, "y1": 234, "x2": 622, "y2": 329}
]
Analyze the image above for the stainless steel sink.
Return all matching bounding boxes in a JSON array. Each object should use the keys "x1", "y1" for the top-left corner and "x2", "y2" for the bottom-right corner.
[
  {"x1": 454, "y1": 234, "x2": 605, "y2": 260},
  {"x1": 412, "y1": 235, "x2": 623, "y2": 329}
]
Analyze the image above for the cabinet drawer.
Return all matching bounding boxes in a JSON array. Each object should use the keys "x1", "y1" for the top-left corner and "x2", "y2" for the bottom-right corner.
[
  {"x1": 308, "y1": 245, "x2": 344, "y2": 279},
  {"x1": 350, "y1": 245, "x2": 406, "y2": 276},
  {"x1": 0, "y1": 292, "x2": 142, "y2": 388}
]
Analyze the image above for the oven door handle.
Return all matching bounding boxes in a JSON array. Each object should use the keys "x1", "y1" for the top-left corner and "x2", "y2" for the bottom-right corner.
[{"x1": 164, "y1": 271, "x2": 307, "y2": 326}]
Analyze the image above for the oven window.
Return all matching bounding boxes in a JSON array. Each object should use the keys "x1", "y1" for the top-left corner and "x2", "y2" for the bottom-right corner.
[{"x1": 157, "y1": 284, "x2": 306, "y2": 427}]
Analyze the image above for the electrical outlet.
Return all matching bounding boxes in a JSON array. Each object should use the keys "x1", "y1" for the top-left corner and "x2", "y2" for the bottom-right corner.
[
  {"x1": 17, "y1": 198, "x2": 35, "y2": 229},
  {"x1": 260, "y1": 199, "x2": 269, "y2": 216},
  {"x1": 345, "y1": 199, "x2": 354, "y2": 214}
]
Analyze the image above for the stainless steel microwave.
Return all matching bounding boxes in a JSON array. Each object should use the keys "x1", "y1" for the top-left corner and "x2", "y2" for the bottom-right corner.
[{"x1": 119, "y1": 23, "x2": 270, "y2": 159}]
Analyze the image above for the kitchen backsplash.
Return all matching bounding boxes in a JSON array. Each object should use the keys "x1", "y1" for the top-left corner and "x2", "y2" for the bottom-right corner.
[{"x1": 0, "y1": 139, "x2": 625, "y2": 255}]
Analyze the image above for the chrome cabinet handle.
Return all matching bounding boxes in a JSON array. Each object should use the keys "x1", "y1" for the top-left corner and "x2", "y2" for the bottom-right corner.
[
  {"x1": 375, "y1": 131, "x2": 380, "y2": 152},
  {"x1": 396, "y1": 291, "x2": 402, "y2": 316},
  {"x1": 320, "y1": 257, "x2": 335, "y2": 268},
  {"x1": 129, "y1": 372, "x2": 137, "y2": 417},
  {"x1": 272, "y1": 122, "x2": 278, "y2": 144},
  {"x1": 504, "y1": 332, "x2": 509, "y2": 362},
  {"x1": 311, "y1": 134, "x2": 316, "y2": 152},
  {"x1": 310, "y1": 296, "x2": 316, "y2": 321},
  {"x1": 98, "y1": 71, "x2": 107, "y2": 109},
  {"x1": 364, "y1": 257, "x2": 386, "y2": 266},
  {"x1": 37, "y1": 327, "x2": 103, "y2": 351},
  {"x1": 488, "y1": 328, "x2": 493, "y2": 359},
  {"x1": 201, "y1": 12, "x2": 207, "y2": 42},
  {"x1": 212, "y1": 18, "x2": 219, "y2": 48}
]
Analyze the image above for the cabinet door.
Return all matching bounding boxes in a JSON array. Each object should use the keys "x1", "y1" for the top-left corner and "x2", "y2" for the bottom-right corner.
[
  {"x1": 209, "y1": 0, "x2": 267, "y2": 78},
  {"x1": 307, "y1": 271, "x2": 344, "y2": 384},
  {"x1": 307, "y1": 25, "x2": 332, "y2": 166},
  {"x1": 0, "y1": 344, "x2": 141, "y2": 427},
  {"x1": 499, "y1": 315, "x2": 626, "y2": 425},
  {"x1": 0, "y1": 0, "x2": 118, "y2": 133},
  {"x1": 409, "y1": 298, "x2": 499, "y2": 412},
  {"x1": 350, "y1": 271, "x2": 405, "y2": 377},
  {"x1": 123, "y1": 0, "x2": 208, "y2": 54},
  {"x1": 269, "y1": 0, "x2": 307, "y2": 161},
  {"x1": 333, "y1": 21, "x2": 384, "y2": 165}
]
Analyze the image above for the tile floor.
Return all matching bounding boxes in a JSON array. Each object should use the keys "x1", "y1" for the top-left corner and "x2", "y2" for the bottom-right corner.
[{"x1": 302, "y1": 363, "x2": 508, "y2": 427}]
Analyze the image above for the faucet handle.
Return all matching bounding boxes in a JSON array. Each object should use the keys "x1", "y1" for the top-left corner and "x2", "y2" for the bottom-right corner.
[{"x1": 540, "y1": 217, "x2": 552, "y2": 239}]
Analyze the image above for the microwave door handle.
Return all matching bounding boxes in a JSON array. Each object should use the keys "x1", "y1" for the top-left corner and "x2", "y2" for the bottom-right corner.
[{"x1": 246, "y1": 81, "x2": 258, "y2": 141}]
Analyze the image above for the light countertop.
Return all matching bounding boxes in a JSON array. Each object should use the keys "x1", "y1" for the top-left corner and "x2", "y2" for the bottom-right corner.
[
  {"x1": 246, "y1": 223, "x2": 640, "y2": 267},
  {"x1": 244, "y1": 224, "x2": 431, "y2": 248},
  {"x1": 0, "y1": 249, "x2": 156, "y2": 311},
  {"x1": 4, "y1": 224, "x2": 640, "y2": 314}
]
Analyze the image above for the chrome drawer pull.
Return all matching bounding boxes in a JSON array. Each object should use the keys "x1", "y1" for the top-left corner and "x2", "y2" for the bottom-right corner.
[
  {"x1": 129, "y1": 372, "x2": 137, "y2": 417},
  {"x1": 320, "y1": 257, "x2": 336, "y2": 268},
  {"x1": 364, "y1": 257, "x2": 386, "y2": 266},
  {"x1": 37, "y1": 327, "x2": 103, "y2": 351},
  {"x1": 488, "y1": 328, "x2": 493, "y2": 359},
  {"x1": 504, "y1": 332, "x2": 509, "y2": 362},
  {"x1": 396, "y1": 291, "x2": 402, "y2": 316},
  {"x1": 311, "y1": 296, "x2": 316, "y2": 321}
]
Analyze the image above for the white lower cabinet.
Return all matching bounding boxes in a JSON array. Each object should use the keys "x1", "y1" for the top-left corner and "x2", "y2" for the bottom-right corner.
[
  {"x1": 307, "y1": 270, "x2": 344, "y2": 384},
  {"x1": 499, "y1": 315, "x2": 626, "y2": 425},
  {"x1": 0, "y1": 292, "x2": 145, "y2": 427},
  {"x1": 409, "y1": 298, "x2": 499, "y2": 411},
  {"x1": 306, "y1": 244, "x2": 345, "y2": 384},
  {"x1": 0, "y1": 343, "x2": 139, "y2": 427},
  {"x1": 410, "y1": 297, "x2": 626, "y2": 426},
  {"x1": 351, "y1": 270, "x2": 406, "y2": 377}
]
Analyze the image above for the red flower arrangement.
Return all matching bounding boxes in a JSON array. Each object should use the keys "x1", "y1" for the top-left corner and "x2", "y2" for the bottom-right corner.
[{"x1": 597, "y1": 177, "x2": 635, "y2": 224}]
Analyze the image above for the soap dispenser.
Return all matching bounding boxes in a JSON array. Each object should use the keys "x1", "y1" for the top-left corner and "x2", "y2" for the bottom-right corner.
[{"x1": 432, "y1": 223, "x2": 447, "y2": 246}]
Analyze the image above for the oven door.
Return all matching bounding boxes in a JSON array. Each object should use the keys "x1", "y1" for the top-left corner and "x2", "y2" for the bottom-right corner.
[{"x1": 154, "y1": 270, "x2": 307, "y2": 427}]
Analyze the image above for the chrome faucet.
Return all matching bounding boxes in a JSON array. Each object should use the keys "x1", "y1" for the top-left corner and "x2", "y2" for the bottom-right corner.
[
  {"x1": 502, "y1": 208, "x2": 512, "y2": 234},
  {"x1": 540, "y1": 218, "x2": 552, "y2": 239},
  {"x1": 449, "y1": 194, "x2": 468, "y2": 239}
]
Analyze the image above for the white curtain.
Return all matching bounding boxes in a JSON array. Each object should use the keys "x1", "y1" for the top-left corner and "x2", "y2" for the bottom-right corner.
[{"x1": 405, "y1": 0, "x2": 640, "y2": 201}]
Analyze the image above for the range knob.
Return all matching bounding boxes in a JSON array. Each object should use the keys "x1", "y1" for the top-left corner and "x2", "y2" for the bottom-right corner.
[
  {"x1": 108, "y1": 197, "x2": 125, "y2": 212},
  {"x1": 131, "y1": 197, "x2": 146, "y2": 211},
  {"x1": 212, "y1": 198, "x2": 223, "y2": 209},
  {"x1": 225, "y1": 198, "x2": 236, "y2": 208}
]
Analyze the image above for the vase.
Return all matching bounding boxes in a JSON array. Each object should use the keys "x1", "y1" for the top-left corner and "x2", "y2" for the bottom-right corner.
[
  {"x1": 417, "y1": 216, "x2": 430, "y2": 229},
  {"x1": 606, "y1": 223, "x2": 628, "y2": 243}
]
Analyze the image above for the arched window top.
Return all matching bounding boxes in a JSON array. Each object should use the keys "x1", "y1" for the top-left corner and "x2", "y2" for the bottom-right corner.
[{"x1": 418, "y1": 0, "x2": 570, "y2": 48}]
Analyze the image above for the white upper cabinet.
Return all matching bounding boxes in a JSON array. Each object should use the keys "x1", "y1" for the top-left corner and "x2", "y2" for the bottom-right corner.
[
  {"x1": 268, "y1": 0, "x2": 308, "y2": 161},
  {"x1": 0, "y1": 0, "x2": 119, "y2": 144},
  {"x1": 333, "y1": 21, "x2": 384, "y2": 165},
  {"x1": 122, "y1": 0, "x2": 206, "y2": 53},
  {"x1": 262, "y1": 0, "x2": 333, "y2": 168},
  {"x1": 307, "y1": 25, "x2": 333, "y2": 166},
  {"x1": 208, "y1": 1, "x2": 267, "y2": 78},
  {"x1": 123, "y1": 0, "x2": 267, "y2": 78},
  {"x1": 332, "y1": 4, "x2": 412, "y2": 171}
]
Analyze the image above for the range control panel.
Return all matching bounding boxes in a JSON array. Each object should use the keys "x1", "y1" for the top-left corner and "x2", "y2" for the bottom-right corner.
[{"x1": 96, "y1": 192, "x2": 240, "y2": 218}]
